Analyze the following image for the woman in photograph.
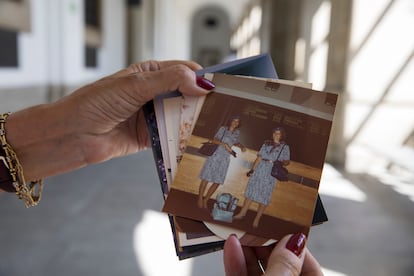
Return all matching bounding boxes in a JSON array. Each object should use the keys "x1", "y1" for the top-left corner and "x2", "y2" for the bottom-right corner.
[
  {"x1": 197, "y1": 116, "x2": 246, "y2": 209},
  {"x1": 234, "y1": 126, "x2": 290, "y2": 228}
]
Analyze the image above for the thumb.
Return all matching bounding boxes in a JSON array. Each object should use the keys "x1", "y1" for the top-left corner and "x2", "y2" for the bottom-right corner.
[
  {"x1": 128, "y1": 64, "x2": 214, "y2": 103},
  {"x1": 265, "y1": 233, "x2": 307, "y2": 276},
  {"x1": 223, "y1": 234, "x2": 248, "y2": 276}
]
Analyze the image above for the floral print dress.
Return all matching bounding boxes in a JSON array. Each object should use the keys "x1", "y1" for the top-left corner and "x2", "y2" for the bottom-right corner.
[
  {"x1": 199, "y1": 126, "x2": 240, "y2": 184},
  {"x1": 244, "y1": 142, "x2": 290, "y2": 205}
]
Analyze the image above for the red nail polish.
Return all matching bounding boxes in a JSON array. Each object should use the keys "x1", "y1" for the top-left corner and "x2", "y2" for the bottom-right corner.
[
  {"x1": 196, "y1": 76, "x2": 215, "y2": 90},
  {"x1": 285, "y1": 233, "x2": 306, "y2": 256}
]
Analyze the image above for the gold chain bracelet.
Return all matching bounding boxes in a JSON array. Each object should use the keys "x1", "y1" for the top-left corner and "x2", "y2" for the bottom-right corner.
[{"x1": 0, "y1": 113, "x2": 43, "y2": 207}]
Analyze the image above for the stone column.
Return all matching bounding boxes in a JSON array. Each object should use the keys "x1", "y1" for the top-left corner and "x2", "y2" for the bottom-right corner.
[
  {"x1": 261, "y1": 0, "x2": 301, "y2": 80},
  {"x1": 324, "y1": 0, "x2": 352, "y2": 167}
]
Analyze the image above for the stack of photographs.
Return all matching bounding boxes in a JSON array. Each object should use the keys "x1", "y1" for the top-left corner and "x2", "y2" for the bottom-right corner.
[{"x1": 143, "y1": 54, "x2": 333, "y2": 259}]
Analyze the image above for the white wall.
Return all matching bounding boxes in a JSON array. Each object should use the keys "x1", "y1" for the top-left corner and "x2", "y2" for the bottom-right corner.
[
  {"x1": 84, "y1": 0, "x2": 126, "y2": 81},
  {"x1": 0, "y1": 0, "x2": 127, "y2": 113},
  {"x1": 57, "y1": 0, "x2": 126, "y2": 86},
  {"x1": 0, "y1": 0, "x2": 49, "y2": 88},
  {"x1": 0, "y1": 0, "x2": 250, "y2": 89},
  {"x1": 0, "y1": 0, "x2": 126, "y2": 89}
]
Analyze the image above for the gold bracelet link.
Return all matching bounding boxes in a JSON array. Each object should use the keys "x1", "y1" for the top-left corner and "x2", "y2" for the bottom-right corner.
[{"x1": 0, "y1": 113, "x2": 43, "y2": 207}]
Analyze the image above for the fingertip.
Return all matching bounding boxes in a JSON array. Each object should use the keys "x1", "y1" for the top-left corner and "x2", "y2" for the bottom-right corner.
[
  {"x1": 196, "y1": 76, "x2": 215, "y2": 90},
  {"x1": 224, "y1": 234, "x2": 241, "y2": 251},
  {"x1": 285, "y1": 233, "x2": 306, "y2": 257},
  {"x1": 265, "y1": 234, "x2": 307, "y2": 275},
  {"x1": 228, "y1": 233, "x2": 238, "y2": 239}
]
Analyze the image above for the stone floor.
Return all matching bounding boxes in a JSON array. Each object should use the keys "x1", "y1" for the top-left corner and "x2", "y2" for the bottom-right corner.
[{"x1": 0, "y1": 149, "x2": 413, "y2": 276}]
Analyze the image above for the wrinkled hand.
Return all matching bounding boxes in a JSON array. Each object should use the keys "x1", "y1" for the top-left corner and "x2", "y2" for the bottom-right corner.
[
  {"x1": 223, "y1": 234, "x2": 323, "y2": 276},
  {"x1": 54, "y1": 60, "x2": 213, "y2": 165},
  {"x1": 6, "y1": 60, "x2": 215, "y2": 181}
]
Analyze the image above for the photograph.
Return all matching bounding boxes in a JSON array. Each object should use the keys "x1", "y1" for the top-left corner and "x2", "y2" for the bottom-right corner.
[
  {"x1": 152, "y1": 93, "x2": 228, "y2": 257},
  {"x1": 162, "y1": 73, "x2": 337, "y2": 242}
]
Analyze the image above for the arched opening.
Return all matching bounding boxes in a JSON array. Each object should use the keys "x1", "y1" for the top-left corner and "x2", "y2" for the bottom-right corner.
[{"x1": 191, "y1": 6, "x2": 231, "y2": 67}]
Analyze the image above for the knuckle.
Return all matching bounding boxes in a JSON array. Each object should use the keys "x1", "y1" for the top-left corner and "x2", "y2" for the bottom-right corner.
[
  {"x1": 127, "y1": 62, "x2": 143, "y2": 73},
  {"x1": 128, "y1": 60, "x2": 161, "y2": 72},
  {"x1": 145, "y1": 60, "x2": 161, "y2": 71},
  {"x1": 171, "y1": 64, "x2": 193, "y2": 80}
]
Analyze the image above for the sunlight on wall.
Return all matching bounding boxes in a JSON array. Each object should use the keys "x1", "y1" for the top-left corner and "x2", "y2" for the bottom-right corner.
[
  {"x1": 133, "y1": 210, "x2": 193, "y2": 276},
  {"x1": 294, "y1": 38, "x2": 306, "y2": 77},
  {"x1": 308, "y1": 1, "x2": 330, "y2": 91},
  {"x1": 345, "y1": 0, "x2": 414, "y2": 171},
  {"x1": 231, "y1": 4, "x2": 262, "y2": 58}
]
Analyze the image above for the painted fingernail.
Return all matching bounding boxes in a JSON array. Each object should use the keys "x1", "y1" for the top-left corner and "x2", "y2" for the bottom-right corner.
[
  {"x1": 196, "y1": 76, "x2": 215, "y2": 90},
  {"x1": 285, "y1": 233, "x2": 306, "y2": 256}
]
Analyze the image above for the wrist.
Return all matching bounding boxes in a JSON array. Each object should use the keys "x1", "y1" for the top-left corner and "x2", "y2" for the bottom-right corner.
[
  {"x1": 1, "y1": 113, "x2": 43, "y2": 206},
  {"x1": 0, "y1": 144, "x2": 15, "y2": 192},
  {"x1": 5, "y1": 103, "x2": 85, "y2": 180}
]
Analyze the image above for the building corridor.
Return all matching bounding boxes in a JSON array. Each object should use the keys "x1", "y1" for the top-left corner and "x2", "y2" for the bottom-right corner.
[{"x1": 0, "y1": 149, "x2": 413, "y2": 275}]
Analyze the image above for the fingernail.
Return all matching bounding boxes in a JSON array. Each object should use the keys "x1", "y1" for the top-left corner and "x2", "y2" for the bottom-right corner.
[
  {"x1": 285, "y1": 233, "x2": 306, "y2": 256},
  {"x1": 196, "y1": 76, "x2": 215, "y2": 90}
]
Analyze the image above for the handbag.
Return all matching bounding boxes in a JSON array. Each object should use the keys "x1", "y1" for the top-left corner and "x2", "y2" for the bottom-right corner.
[
  {"x1": 270, "y1": 144, "x2": 289, "y2": 181},
  {"x1": 211, "y1": 193, "x2": 239, "y2": 222},
  {"x1": 198, "y1": 128, "x2": 226, "y2": 156},
  {"x1": 271, "y1": 161, "x2": 289, "y2": 181},
  {"x1": 198, "y1": 141, "x2": 218, "y2": 156}
]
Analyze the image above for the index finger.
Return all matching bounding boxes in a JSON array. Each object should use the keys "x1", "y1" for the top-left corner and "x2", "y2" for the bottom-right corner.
[{"x1": 109, "y1": 60, "x2": 203, "y2": 78}]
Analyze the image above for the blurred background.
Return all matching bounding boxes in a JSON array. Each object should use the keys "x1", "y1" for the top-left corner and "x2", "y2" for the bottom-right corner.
[{"x1": 0, "y1": 0, "x2": 413, "y2": 275}]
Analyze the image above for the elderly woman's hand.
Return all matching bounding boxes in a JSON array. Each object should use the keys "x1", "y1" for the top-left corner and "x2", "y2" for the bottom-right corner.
[{"x1": 5, "y1": 60, "x2": 215, "y2": 180}]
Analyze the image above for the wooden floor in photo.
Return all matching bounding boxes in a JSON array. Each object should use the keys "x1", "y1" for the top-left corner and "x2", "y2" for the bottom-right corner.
[
  {"x1": 171, "y1": 139, "x2": 321, "y2": 227},
  {"x1": 163, "y1": 188, "x2": 309, "y2": 244}
]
